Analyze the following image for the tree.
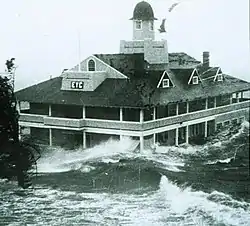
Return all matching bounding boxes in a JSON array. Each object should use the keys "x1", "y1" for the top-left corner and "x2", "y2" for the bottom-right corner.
[{"x1": 0, "y1": 72, "x2": 40, "y2": 188}]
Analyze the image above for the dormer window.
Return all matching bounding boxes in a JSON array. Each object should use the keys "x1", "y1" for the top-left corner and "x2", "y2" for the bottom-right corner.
[
  {"x1": 162, "y1": 79, "x2": 169, "y2": 88},
  {"x1": 192, "y1": 76, "x2": 199, "y2": 84},
  {"x1": 135, "y1": 20, "x2": 142, "y2": 30},
  {"x1": 217, "y1": 74, "x2": 223, "y2": 81},
  {"x1": 149, "y1": 21, "x2": 154, "y2": 31},
  {"x1": 88, "y1": 59, "x2": 96, "y2": 71}
]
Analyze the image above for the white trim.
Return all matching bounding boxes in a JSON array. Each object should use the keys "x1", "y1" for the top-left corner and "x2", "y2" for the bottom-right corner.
[
  {"x1": 162, "y1": 79, "x2": 170, "y2": 88},
  {"x1": 86, "y1": 127, "x2": 141, "y2": 136},
  {"x1": 91, "y1": 55, "x2": 128, "y2": 79},
  {"x1": 201, "y1": 75, "x2": 216, "y2": 81},
  {"x1": 87, "y1": 58, "x2": 96, "y2": 72},
  {"x1": 188, "y1": 68, "x2": 201, "y2": 85},
  {"x1": 157, "y1": 70, "x2": 174, "y2": 88},
  {"x1": 213, "y1": 67, "x2": 222, "y2": 81},
  {"x1": 134, "y1": 20, "x2": 142, "y2": 30}
]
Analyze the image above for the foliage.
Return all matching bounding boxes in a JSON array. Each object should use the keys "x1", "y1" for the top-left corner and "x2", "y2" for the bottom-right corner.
[{"x1": 0, "y1": 76, "x2": 40, "y2": 188}]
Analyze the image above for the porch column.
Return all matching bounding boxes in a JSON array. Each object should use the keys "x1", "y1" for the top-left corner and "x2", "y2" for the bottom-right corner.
[
  {"x1": 153, "y1": 107, "x2": 156, "y2": 120},
  {"x1": 176, "y1": 103, "x2": 179, "y2": 115},
  {"x1": 186, "y1": 101, "x2": 189, "y2": 113},
  {"x1": 120, "y1": 108, "x2": 123, "y2": 121},
  {"x1": 185, "y1": 125, "x2": 189, "y2": 144},
  {"x1": 49, "y1": 105, "x2": 52, "y2": 116},
  {"x1": 140, "y1": 109, "x2": 144, "y2": 123},
  {"x1": 236, "y1": 93, "x2": 239, "y2": 103},
  {"x1": 153, "y1": 133, "x2": 156, "y2": 146},
  {"x1": 204, "y1": 121, "x2": 208, "y2": 137},
  {"x1": 230, "y1": 94, "x2": 233, "y2": 104},
  {"x1": 82, "y1": 106, "x2": 86, "y2": 119},
  {"x1": 175, "y1": 128, "x2": 179, "y2": 146},
  {"x1": 49, "y1": 128, "x2": 52, "y2": 146},
  {"x1": 214, "y1": 97, "x2": 217, "y2": 108},
  {"x1": 83, "y1": 131, "x2": 86, "y2": 149},
  {"x1": 16, "y1": 101, "x2": 21, "y2": 113},
  {"x1": 140, "y1": 135, "x2": 144, "y2": 151},
  {"x1": 205, "y1": 98, "x2": 208, "y2": 109}
]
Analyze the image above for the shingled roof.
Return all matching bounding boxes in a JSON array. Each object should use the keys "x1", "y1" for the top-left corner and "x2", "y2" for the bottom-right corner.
[
  {"x1": 15, "y1": 52, "x2": 250, "y2": 108},
  {"x1": 93, "y1": 52, "x2": 200, "y2": 78},
  {"x1": 198, "y1": 67, "x2": 221, "y2": 80},
  {"x1": 94, "y1": 53, "x2": 145, "y2": 78},
  {"x1": 152, "y1": 74, "x2": 250, "y2": 105},
  {"x1": 15, "y1": 71, "x2": 250, "y2": 108}
]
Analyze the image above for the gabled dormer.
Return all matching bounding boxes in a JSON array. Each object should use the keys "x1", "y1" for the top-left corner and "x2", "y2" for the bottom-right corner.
[
  {"x1": 188, "y1": 68, "x2": 202, "y2": 85},
  {"x1": 213, "y1": 67, "x2": 224, "y2": 82},
  {"x1": 157, "y1": 70, "x2": 174, "y2": 88},
  {"x1": 61, "y1": 55, "x2": 127, "y2": 92}
]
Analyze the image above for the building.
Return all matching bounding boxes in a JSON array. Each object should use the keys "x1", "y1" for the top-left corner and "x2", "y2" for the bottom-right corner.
[{"x1": 15, "y1": 1, "x2": 250, "y2": 151}]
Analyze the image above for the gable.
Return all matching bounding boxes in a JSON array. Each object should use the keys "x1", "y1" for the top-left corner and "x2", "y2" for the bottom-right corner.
[
  {"x1": 188, "y1": 68, "x2": 202, "y2": 85},
  {"x1": 69, "y1": 55, "x2": 127, "y2": 79},
  {"x1": 157, "y1": 71, "x2": 174, "y2": 88},
  {"x1": 214, "y1": 67, "x2": 224, "y2": 81}
]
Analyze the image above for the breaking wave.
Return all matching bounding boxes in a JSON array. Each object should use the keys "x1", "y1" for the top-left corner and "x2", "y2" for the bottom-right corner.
[{"x1": 0, "y1": 121, "x2": 249, "y2": 225}]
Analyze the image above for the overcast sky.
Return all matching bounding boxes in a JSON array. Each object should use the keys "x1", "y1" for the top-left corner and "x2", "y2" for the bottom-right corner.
[{"x1": 0, "y1": 0, "x2": 249, "y2": 90}]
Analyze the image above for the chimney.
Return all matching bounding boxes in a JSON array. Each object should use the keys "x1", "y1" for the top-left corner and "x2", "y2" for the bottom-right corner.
[{"x1": 203, "y1": 51, "x2": 210, "y2": 68}]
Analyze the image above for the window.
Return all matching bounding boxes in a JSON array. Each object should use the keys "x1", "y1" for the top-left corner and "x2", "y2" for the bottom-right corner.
[
  {"x1": 216, "y1": 123, "x2": 223, "y2": 130},
  {"x1": 239, "y1": 117, "x2": 245, "y2": 123},
  {"x1": 135, "y1": 20, "x2": 142, "y2": 30},
  {"x1": 162, "y1": 79, "x2": 169, "y2": 88},
  {"x1": 217, "y1": 74, "x2": 223, "y2": 81},
  {"x1": 231, "y1": 118, "x2": 238, "y2": 125},
  {"x1": 192, "y1": 76, "x2": 199, "y2": 84},
  {"x1": 149, "y1": 21, "x2": 154, "y2": 31},
  {"x1": 224, "y1": 120, "x2": 230, "y2": 126},
  {"x1": 88, "y1": 59, "x2": 96, "y2": 71}
]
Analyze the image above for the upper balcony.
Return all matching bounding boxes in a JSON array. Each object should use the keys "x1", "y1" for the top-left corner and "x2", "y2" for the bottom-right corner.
[{"x1": 19, "y1": 100, "x2": 250, "y2": 132}]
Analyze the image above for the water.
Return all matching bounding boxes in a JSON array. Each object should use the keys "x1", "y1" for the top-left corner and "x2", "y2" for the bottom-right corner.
[{"x1": 0, "y1": 122, "x2": 249, "y2": 226}]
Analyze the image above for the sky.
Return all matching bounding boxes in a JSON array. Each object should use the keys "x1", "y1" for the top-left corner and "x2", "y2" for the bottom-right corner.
[{"x1": 0, "y1": 0, "x2": 249, "y2": 91}]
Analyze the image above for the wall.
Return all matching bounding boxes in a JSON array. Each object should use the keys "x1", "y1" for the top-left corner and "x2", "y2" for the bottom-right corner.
[
  {"x1": 144, "y1": 39, "x2": 169, "y2": 64},
  {"x1": 133, "y1": 20, "x2": 155, "y2": 40},
  {"x1": 61, "y1": 71, "x2": 107, "y2": 91},
  {"x1": 120, "y1": 39, "x2": 169, "y2": 64}
]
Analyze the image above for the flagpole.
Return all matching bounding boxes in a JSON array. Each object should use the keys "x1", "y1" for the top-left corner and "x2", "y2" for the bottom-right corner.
[{"x1": 77, "y1": 29, "x2": 81, "y2": 72}]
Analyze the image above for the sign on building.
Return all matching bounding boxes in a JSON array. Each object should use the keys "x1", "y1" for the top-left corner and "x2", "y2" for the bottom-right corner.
[{"x1": 71, "y1": 81, "x2": 84, "y2": 89}]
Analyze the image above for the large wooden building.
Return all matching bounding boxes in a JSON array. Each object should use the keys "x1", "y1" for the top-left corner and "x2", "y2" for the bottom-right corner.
[{"x1": 15, "y1": 1, "x2": 250, "y2": 150}]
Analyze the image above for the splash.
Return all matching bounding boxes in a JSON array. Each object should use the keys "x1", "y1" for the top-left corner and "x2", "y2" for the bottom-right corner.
[{"x1": 158, "y1": 175, "x2": 250, "y2": 225}]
